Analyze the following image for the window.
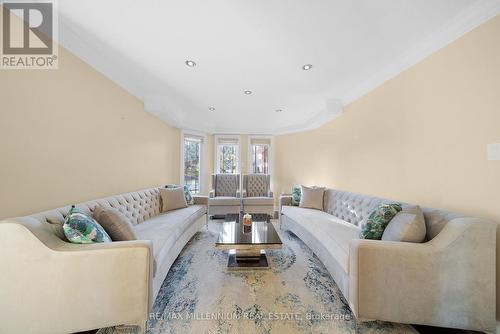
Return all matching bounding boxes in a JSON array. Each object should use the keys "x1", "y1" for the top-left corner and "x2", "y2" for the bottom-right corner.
[
  {"x1": 249, "y1": 137, "x2": 271, "y2": 174},
  {"x1": 182, "y1": 134, "x2": 204, "y2": 194},
  {"x1": 215, "y1": 136, "x2": 240, "y2": 174},
  {"x1": 251, "y1": 143, "x2": 269, "y2": 174}
]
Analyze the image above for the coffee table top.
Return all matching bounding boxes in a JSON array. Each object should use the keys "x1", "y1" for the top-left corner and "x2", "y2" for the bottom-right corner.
[{"x1": 216, "y1": 213, "x2": 282, "y2": 247}]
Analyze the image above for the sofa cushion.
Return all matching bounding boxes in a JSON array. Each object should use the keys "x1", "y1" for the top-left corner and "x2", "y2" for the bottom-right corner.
[
  {"x1": 242, "y1": 197, "x2": 274, "y2": 206},
  {"x1": 133, "y1": 205, "x2": 206, "y2": 275},
  {"x1": 93, "y1": 206, "x2": 137, "y2": 241},
  {"x1": 359, "y1": 203, "x2": 402, "y2": 240},
  {"x1": 134, "y1": 204, "x2": 206, "y2": 240},
  {"x1": 382, "y1": 205, "x2": 426, "y2": 242},
  {"x1": 160, "y1": 187, "x2": 187, "y2": 212},
  {"x1": 299, "y1": 186, "x2": 325, "y2": 210},
  {"x1": 208, "y1": 197, "x2": 240, "y2": 206},
  {"x1": 63, "y1": 206, "x2": 112, "y2": 244},
  {"x1": 133, "y1": 220, "x2": 176, "y2": 277},
  {"x1": 281, "y1": 206, "x2": 360, "y2": 273}
]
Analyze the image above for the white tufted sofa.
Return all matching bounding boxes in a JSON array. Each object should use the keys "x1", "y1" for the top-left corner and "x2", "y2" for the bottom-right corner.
[
  {"x1": 279, "y1": 188, "x2": 496, "y2": 333},
  {"x1": 0, "y1": 186, "x2": 208, "y2": 334}
]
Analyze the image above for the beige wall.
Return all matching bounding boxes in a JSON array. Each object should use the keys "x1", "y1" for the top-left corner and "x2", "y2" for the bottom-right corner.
[
  {"x1": 275, "y1": 14, "x2": 500, "y2": 222},
  {"x1": 0, "y1": 45, "x2": 180, "y2": 219},
  {"x1": 274, "y1": 14, "x2": 500, "y2": 317}
]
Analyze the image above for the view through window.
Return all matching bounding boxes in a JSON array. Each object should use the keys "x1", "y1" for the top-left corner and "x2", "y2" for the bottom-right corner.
[
  {"x1": 184, "y1": 136, "x2": 201, "y2": 193},
  {"x1": 217, "y1": 143, "x2": 238, "y2": 174},
  {"x1": 251, "y1": 143, "x2": 269, "y2": 174}
]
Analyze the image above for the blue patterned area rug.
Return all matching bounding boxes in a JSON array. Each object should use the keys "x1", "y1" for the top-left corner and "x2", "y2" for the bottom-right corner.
[{"x1": 98, "y1": 221, "x2": 417, "y2": 334}]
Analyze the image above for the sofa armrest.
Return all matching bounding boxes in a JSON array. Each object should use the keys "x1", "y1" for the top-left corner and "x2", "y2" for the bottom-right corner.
[
  {"x1": 349, "y1": 217, "x2": 496, "y2": 332},
  {"x1": 0, "y1": 218, "x2": 152, "y2": 334},
  {"x1": 279, "y1": 195, "x2": 292, "y2": 211},
  {"x1": 209, "y1": 190, "x2": 215, "y2": 198},
  {"x1": 193, "y1": 195, "x2": 208, "y2": 205}
]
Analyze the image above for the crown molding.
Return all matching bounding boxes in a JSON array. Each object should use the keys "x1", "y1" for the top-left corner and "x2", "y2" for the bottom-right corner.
[
  {"x1": 339, "y1": 2, "x2": 500, "y2": 106},
  {"x1": 57, "y1": 3, "x2": 500, "y2": 136}
]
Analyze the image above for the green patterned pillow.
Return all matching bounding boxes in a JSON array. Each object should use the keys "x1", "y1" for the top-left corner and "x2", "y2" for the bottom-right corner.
[
  {"x1": 291, "y1": 185, "x2": 301, "y2": 206},
  {"x1": 359, "y1": 203, "x2": 402, "y2": 240},
  {"x1": 63, "y1": 206, "x2": 111, "y2": 244},
  {"x1": 166, "y1": 184, "x2": 194, "y2": 205}
]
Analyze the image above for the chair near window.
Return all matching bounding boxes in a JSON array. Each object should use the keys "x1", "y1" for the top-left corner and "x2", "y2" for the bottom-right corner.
[
  {"x1": 208, "y1": 174, "x2": 241, "y2": 217},
  {"x1": 242, "y1": 174, "x2": 274, "y2": 216}
]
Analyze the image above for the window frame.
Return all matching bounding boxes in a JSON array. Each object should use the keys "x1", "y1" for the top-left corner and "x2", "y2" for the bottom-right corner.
[
  {"x1": 180, "y1": 130, "x2": 207, "y2": 194},
  {"x1": 247, "y1": 135, "x2": 273, "y2": 175},
  {"x1": 214, "y1": 134, "x2": 241, "y2": 174}
]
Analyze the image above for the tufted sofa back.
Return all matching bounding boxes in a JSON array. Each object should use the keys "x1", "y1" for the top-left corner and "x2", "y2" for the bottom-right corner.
[
  {"x1": 213, "y1": 174, "x2": 240, "y2": 197},
  {"x1": 28, "y1": 187, "x2": 163, "y2": 228},
  {"x1": 323, "y1": 189, "x2": 386, "y2": 226},
  {"x1": 243, "y1": 174, "x2": 270, "y2": 197},
  {"x1": 322, "y1": 188, "x2": 466, "y2": 240}
]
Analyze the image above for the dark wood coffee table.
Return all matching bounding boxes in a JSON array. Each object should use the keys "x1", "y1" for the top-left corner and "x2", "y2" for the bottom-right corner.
[{"x1": 216, "y1": 213, "x2": 282, "y2": 269}]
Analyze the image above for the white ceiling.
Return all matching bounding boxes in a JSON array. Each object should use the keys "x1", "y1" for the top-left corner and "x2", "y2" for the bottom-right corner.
[{"x1": 58, "y1": 0, "x2": 500, "y2": 134}]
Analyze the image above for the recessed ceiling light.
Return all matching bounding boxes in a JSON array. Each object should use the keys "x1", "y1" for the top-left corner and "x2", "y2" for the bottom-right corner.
[
  {"x1": 275, "y1": 109, "x2": 283, "y2": 113},
  {"x1": 302, "y1": 64, "x2": 313, "y2": 70},
  {"x1": 185, "y1": 60, "x2": 196, "y2": 67},
  {"x1": 244, "y1": 90, "x2": 252, "y2": 95},
  {"x1": 208, "y1": 107, "x2": 215, "y2": 111}
]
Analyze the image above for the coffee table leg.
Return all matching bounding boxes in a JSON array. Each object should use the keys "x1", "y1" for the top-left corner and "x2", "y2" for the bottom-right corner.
[{"x1": 227, "y1": 249, "x2": 269, "y2": 269}]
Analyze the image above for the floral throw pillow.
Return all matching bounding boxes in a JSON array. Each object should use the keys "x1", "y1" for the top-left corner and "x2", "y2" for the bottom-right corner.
[
  {"x1": 166, "y1": 184, "x2": 194, "y2": 205},
  {"x1": 291, "y1": 185, "x2": 301, "y2": 206},
  {"x1": 359, "y1": 203, "x2": 402, "y2": 240},
  {"x1": 63, "y1": 206, "x2": 112, "y2": 244}
]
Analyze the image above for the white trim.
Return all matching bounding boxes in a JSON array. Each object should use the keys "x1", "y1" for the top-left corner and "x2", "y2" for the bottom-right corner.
[
  {"x1": 247, "y1": 135, "x2": 273, "y2": 175},
  {"x1": 214, "y1": 134, "x2": 241, "y2": 174},
  {"x1": 180, "y1": 129, "x2": 207, "y2": 194},
  {"x1": 340, "y1": 0, "x2": 500, "y2": 106}
]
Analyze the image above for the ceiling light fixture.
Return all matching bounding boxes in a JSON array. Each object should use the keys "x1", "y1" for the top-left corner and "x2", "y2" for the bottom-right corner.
[
  {"x1": 244, "y1": 90, "x2": 252, "y2": 95},
  {"x1": 275, "y1": 109, "x2": 283, "y2": 113},
  {"x1": 185, "y1": 60, "x2": 196, "y2": 67},
  {"x1": 208, "y1": 107, "x2": 215, "y2": 111},
  {"x1": 302, "y1": 64, "x2": 313, "y2": 70}
]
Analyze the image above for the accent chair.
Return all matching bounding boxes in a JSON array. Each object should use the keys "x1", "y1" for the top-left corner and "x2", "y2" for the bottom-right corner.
[
  {"x1": 242, "y1": 174, "x2": 274, "y2": 216},
  {"x1": 208, "y1": 174, "x2": 241, "y2": 216}
]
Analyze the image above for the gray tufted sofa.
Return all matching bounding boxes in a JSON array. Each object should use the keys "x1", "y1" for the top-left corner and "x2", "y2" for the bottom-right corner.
[
  {"x1": 241, "y1": 174, "x2": 274, "y2": 215},
  {"x1": 279, "y1": 188, "x2": 496, "y2": 333},
  {"x1": 0, "y1": 186, "x2": 208, "y2": 334}
]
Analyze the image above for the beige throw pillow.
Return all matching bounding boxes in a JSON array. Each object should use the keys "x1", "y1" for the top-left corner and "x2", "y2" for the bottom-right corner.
[
  {"x1": 93, "y1": 206, "x2": 136, "y2": 241},
  {"x1": 382, "y1": 205, "x2": 426, "y2": 243},
  {"x1": 299, "y1": 185, "x2": 325, "y2": 210},
  {"x1": 160, "y1": 187, "x2": 188, "y2": 212},
  {"x1": 46, "y1": 216, "x2": 68, "y2": 241}
]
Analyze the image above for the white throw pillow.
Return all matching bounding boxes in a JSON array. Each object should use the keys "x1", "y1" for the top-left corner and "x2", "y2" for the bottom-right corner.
[
  {"x1": 299, "y1": 185, "x2": 325, "y2": 210},
  {"x1": 382, "y1": 205, "x2": 426, "y2": 242},
  {"x1": 160, "y1": 187, "x2": 188, "y2": 212}
]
